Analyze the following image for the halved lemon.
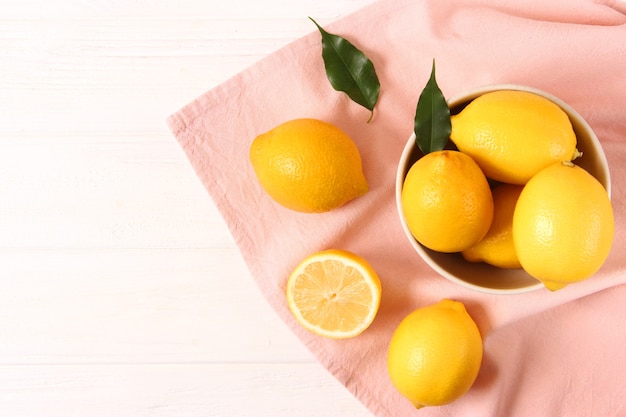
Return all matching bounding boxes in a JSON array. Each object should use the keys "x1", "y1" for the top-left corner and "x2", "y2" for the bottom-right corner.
[{"x1": 286, "y1": 249, "x2": 382, "y2": 339}]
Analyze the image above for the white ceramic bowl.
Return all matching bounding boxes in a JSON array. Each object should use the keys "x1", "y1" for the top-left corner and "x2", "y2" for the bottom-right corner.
[{"x1": 395, "y1": 84, "x2": 611, "y2": 295}]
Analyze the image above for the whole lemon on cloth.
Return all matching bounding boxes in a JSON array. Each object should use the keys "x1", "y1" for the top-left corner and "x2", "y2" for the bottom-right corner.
[
  {"x1": 513, "y1": 162, "x2": 614, "y2": 291},
  {"x1": 249, "y1": 118, "x2": 368, "y2": 213},
  {"x1": 450, "y1": 90, "x2": 578, "y2": 184},
  {"x1": 401, "y1": 150, "x2": 494, "y2": 253},
  {"x1": 286, "y1": 249, "x2": 381, "y2": 339},
  {"x1": 462, "y1": 183, "x2": 524, "y2": 269},
  {"x1": 387, "y1": 299, "x2": 483, "y2": 409}
]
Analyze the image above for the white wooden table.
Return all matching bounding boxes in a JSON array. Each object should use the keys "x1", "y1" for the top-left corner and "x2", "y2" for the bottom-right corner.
[{"x1": 0, "y1": 1, "x2": 376, "y2": 415}]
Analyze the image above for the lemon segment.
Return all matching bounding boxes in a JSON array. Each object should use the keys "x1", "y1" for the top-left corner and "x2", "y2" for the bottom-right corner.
[{"x1": 286, "y1": 249, "x2": 381, "y2": 339}]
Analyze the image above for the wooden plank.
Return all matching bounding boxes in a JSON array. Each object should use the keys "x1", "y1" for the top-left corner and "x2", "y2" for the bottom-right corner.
[
  {"x1": 0, "y1": 6, "x2": 377, "y2": 133},
  {"x1": 0, "y1": 137, "x2": 223, "y2": 248},
  {"x1": 0, "y1": 363, "x2": 373, "y2": 417},
  {"x1": 0, "y1": 1, "x2": 376, "y2": 20},
  {"x1": 0, "y1": 247, "x2": 312, "y2": 364}
]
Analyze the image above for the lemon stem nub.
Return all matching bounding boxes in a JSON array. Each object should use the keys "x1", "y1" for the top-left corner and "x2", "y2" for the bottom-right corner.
[{"x1": 572, "y1": 149, "x2": 583, "y2": 161}]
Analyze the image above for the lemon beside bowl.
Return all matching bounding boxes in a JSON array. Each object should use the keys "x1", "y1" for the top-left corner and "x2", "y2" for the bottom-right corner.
[{"x1": 396, "y1": 84, "x2": 611, "y2": 295}]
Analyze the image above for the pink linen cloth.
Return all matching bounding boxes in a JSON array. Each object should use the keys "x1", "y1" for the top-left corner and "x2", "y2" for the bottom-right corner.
[{"x1": 167, "y1": 0, "x2": 626, "y2": 415}]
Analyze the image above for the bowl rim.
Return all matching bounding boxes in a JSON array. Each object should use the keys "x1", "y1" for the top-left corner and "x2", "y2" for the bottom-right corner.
[{"x1": 395, "y1": 83, "x2": 611, "y2": 295}]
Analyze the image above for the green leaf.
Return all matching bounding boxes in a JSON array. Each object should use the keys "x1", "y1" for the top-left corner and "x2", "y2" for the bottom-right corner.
[
  {"x1": 414, "y1": 60, "x2": 451, "y2": 154},
  {"x1": 310, "y1": 17, "x2": 380, "y2": 122}
]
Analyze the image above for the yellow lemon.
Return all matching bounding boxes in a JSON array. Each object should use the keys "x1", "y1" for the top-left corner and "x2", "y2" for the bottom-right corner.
[
  {"x1": 286, "y1": 249, "x2": 381, "y2": 339},
  {"x1": 387, "y1": 299, "x2": 483, "y2": 408},
  {"x1": 250, "y1": 118, "x2": 368, "y2": 213},
  {"x1": 401, "y1": 150, "x2": 494, "y2": 253},
  {"x1": 513, "y1": 162, "x2": 614, "y2": 291},
  {"x1": 450, "y1": 90, "x2": 578, "y2": 184},
  {"x1": 462, "y1": 183, "x2": 524, "y2": 268}
]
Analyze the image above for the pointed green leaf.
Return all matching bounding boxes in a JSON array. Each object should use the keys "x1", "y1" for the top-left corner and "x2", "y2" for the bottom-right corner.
[
  {"x1": 414, "y1": 60, "x2": 451, "y2": 154},
  {"x1": 310, "y1": 17, "x2": 380, "y2": 122}
]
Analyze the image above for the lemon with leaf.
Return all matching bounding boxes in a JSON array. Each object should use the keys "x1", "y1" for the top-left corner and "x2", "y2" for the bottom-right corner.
[
  {"x1": 450, "y1": 90, "x2": 578, "y2": 184},
  {"x1": 401, "y1": 150, "x2": 494, "y2": 253}
]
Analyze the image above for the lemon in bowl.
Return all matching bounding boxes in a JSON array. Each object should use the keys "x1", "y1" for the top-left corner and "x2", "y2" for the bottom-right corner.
[{"x1": 396, "y1": 84, "x2": 612, "y2": 294}]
